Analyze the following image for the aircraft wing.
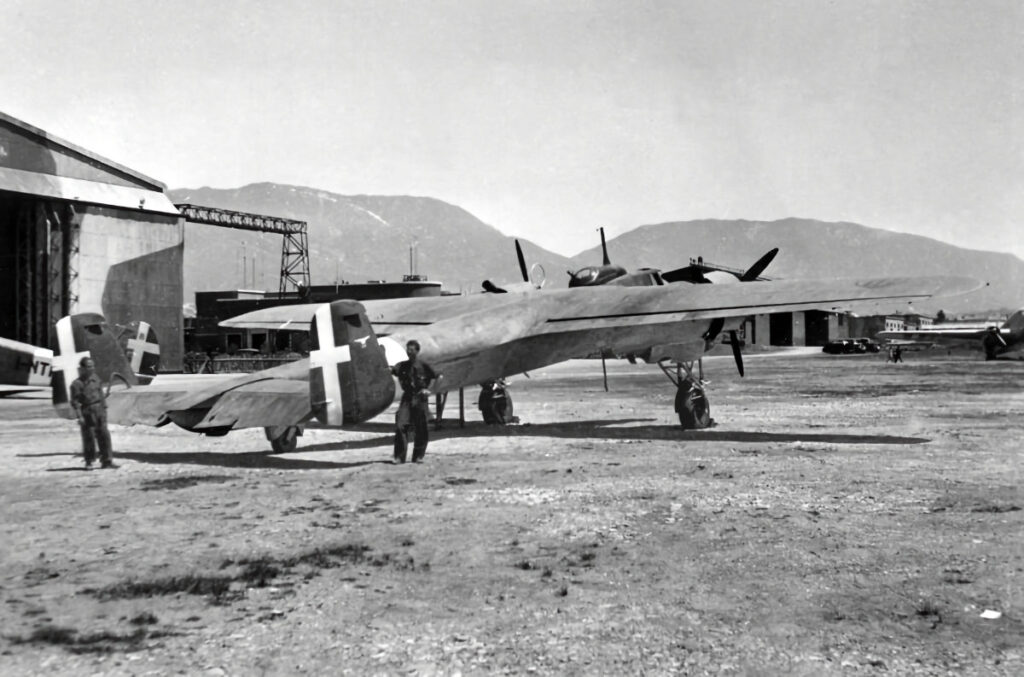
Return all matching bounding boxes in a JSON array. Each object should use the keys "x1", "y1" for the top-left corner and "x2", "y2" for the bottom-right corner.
[
  {"x1": 222, "y1": 275, "x2": 981, "y2": 332},
  {"x1": 877, "y1": 327, "x2": 996, "y2": 343},
  {"x1": 0, "y1": 386, "x2": 49, "y2": 397}
]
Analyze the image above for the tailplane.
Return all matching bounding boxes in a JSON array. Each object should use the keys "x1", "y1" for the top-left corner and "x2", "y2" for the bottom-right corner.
[
  {"x1": 1003, "y1": 309, "x2": 1024, "y2": 333},
  {"x1": 52, "y1": 313, "x2": 137, "y2": 419},
  {"x1": 309, "y1": 301, "x2": 397, "y2": 426},
  {"x1": 117, "y1": 321, "x2": 161, "y2": 383}
]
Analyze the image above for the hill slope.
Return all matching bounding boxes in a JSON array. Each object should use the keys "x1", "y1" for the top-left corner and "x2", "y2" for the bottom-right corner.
[
  {"x1": 172, "y1": 185, "x2": 1019, "y2": 316},
  {"x1": 170, "y1": 183, "x2": 573, "y2": 299},
  {"x1": 570, "y1": 219, "x2": 1022, "y2": 315}
]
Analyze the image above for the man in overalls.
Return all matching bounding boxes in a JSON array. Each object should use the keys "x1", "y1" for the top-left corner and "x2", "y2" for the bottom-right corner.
[
  {"x1": 391, "y1": 340, "x2": 437, "y2": 464},
  {"x1": 70, "y1": 357, "x2": 116, "y2": 469}
]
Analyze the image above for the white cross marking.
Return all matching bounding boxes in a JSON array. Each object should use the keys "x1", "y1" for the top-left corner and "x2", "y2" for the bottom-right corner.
[
  {"x1": 126, "y1": 321, "x2": 160, "y2": 373},
  {"x1": 52, "y1": 316, "x2": 90, "y2": 416},
  {"x1": 308, "y1": 304, "x2": 352, "y2": 426}
]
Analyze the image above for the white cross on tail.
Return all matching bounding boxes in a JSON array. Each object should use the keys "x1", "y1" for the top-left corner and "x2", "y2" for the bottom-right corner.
[{"x1": 309, "y1": 304, "x2": 352, "y2": 426}]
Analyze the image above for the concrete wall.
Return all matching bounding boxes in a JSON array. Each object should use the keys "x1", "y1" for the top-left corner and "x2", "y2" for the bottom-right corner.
[
  {"x1": 752, "y1": 314, "x2": 770, "y2": 345},
  {"x1": 828, "y1": 313, "x2": 845, "y2": 339},
  {"x1": 78, "y1": 206, "x2": 184, "y2": 370},
  {"x1": 791, "y1": 311, "x2": 806, "y2": 346}
]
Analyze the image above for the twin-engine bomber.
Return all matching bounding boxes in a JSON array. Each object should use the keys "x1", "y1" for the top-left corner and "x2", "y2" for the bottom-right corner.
[{"x1": 50, "y1": 274, "x2": 980, "y2": 453}]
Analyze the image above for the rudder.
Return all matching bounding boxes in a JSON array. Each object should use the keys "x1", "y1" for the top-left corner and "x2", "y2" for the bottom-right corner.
[
  {"x1": 51, "y1": 313, "x2": 137, "y2": 419},
  {"x1": 309, "y1": 301, "x2": 396, "y2": 426}
]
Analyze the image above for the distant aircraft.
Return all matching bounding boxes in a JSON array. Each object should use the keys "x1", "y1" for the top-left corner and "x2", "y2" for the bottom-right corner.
[
  {"x1": 0, "y1": 321, "x2": 160, "y2": 396},
  {"x1": 50, "y1": 274, "x2": 980, "y2": 453},
  {"x1": 878, "y1": 310, "x2": 1024, "y2": 360},
  {"x1": 0, "y1": 337, "x2": 52, "y2": 396}
]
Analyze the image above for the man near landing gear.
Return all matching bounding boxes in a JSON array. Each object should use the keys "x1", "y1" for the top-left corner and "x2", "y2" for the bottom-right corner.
[
  {"x1": 70, "y1": 357, "x2": 116, "y2": 469},
  {"x1": 391, "y1": 340, "x2": 438, "y2": 464}
]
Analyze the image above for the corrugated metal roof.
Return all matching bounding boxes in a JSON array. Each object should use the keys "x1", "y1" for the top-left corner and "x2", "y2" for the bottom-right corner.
[{"x1": 0, "y1": 166, "x2": 179, "y2": 216}]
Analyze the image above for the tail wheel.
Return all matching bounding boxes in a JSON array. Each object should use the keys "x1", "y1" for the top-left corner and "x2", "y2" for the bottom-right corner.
[
  {"x1": 675, "y1": 383, "x2": 711, "y2": 430},
  {"x1": 265, "y1": 425, "x2": 300, "y2": 453}
]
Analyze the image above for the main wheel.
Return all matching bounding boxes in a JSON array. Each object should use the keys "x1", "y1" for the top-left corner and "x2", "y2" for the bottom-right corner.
[
  {"x1": 675, "y1": 383, "x2": 711, "y2": 430},
  {"x1": 265, "y1": 425, "x2": 300, "y2": 453},
  {"x1": 490, "y1": 392, "x2": 513, "y2": 425}
]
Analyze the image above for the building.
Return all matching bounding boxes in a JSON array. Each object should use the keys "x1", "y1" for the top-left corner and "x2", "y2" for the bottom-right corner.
[
  {"x1": 0, "y1": 112, "x2": 184, "y2": 369},
  {"x1": 744, "y1": 310, "x2": 849, "y2": 347},
  {"x1": 185, "y1": 277, "x2": 443, "y2": 371}
]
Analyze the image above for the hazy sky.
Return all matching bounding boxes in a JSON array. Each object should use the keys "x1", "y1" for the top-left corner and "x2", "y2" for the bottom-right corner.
[{"x1": 4, "y1": 0, "x2": 1021, "y2": 258}]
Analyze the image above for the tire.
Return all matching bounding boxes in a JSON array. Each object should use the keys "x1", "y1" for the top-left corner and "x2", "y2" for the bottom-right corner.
[
  {"x1": 479, "y1": 387, "x2": 497, "y2": 423},
  {"x1": 490, "y1": 392, "x2": 512, "y2": 425},
  {"x1": 675, "y1": 383, "x2": 711, "y2": 430},
  {"x1": 265, "y1": 425, "x2": 299, "y2": 453},
  {"x1": 479, "y1": 384, "x2": 512, "y2": 424}
]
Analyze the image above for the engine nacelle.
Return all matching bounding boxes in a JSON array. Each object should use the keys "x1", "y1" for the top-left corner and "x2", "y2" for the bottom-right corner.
[{"x1": 309, "y1": 301, "x2": 396, "y2": 426}]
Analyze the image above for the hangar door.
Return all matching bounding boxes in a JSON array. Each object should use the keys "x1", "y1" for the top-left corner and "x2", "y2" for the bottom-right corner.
[
  {"x1": 0, "y1": 191, "x2": 79, "y2": 347},
  {"x1": 805, "y1": 310, "x2": 831, "y2": 346},
  {"x1": 769, "y1": 312, "x2": 793, "y2": 346}
]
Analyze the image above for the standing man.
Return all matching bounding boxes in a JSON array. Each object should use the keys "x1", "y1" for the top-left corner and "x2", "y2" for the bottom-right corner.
[
  {"x1": 70, "y1": 357, "x2": 116, "y2": 469},
  {"x1": 391, "y1": 340, "x2": 438, "y2": 464}
]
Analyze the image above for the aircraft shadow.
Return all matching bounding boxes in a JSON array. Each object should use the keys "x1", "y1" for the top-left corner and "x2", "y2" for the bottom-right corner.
[
  {"x1": 113, "y1": 450, "x2": 389, "y2": 471},
  {"x1": 347, "y1": 418, "x2": 930, "y2": 446},
  {"x1": 80, "y1": 420, "x2": 927, "y2": 471},
  {"x1": 18, "y1": 452, "x2": 79, "y2": 458}
]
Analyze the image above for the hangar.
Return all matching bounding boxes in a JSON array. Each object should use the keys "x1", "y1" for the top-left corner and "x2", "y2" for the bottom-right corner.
[{"x1": 0, "y1": 112, "x2": 184, "y2": 369}]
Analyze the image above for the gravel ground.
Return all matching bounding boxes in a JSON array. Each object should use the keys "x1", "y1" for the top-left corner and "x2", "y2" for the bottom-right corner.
[{"x1": 1, "y1": 352, "x2": 1022, "y2": 676}]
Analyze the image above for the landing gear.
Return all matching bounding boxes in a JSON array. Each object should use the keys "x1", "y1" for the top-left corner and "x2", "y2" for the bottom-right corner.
[
  {"x1": 433, "y1": 392, "x2": 449, "y2": 429},
  {"x1": 479, "y1": 380, "x2": 513, "y2": 424},
  {"x1": 659, "y1": 359, "x2": 712, "y2": 430},
  {"x1": 265, "y1": 425, "x2": 302, "y2": 453}
]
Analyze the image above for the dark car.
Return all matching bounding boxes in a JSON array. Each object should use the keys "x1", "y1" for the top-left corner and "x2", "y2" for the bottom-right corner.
[
  {"x1": 822, "y1": 339, "x2": 857, "y2": 354},
  {"x1": 852, "y1": 338, "x2": 882, "y2": 353},
  {"x1": 823, "y1": 338, "x2": 881, "y2": 354}
]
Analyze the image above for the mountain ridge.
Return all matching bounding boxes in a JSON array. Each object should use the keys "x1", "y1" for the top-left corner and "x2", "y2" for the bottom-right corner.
[{"x1": 171, "y1": 184, "x2": 1020, "y2": 315}]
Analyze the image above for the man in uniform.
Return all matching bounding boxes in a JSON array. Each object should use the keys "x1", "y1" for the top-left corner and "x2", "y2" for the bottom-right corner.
[
  {"x1": 70, "y1": 357, "x2": 116, "y2": 469},
  {"x1": 391, "y1": 340, "x2": 438, "y2": 464}
]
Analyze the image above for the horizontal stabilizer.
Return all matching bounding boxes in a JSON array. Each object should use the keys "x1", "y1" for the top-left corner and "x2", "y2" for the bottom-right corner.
[{"x1": 192, "y1": 379, "x2": 311, "y2": 430}]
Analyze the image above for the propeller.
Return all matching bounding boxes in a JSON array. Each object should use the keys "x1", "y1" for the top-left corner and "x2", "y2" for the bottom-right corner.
[
  {"x1": 696, "y1": 249, "x2": 780, "y2": 376},
  {"x1": 729, "y1": 331, "x2": 745, "y2": 377},
  {"x1": 599, "y1": 227, "x2": 611, "y2": 266},
  {"x1": 483, "y1": 239, "x2": 538, "y2": 293},
  {"x1": 738, "y1": 248, "x2": 779, "y2": 282},
  {"x1": 662, "y1": 247, "x2": 779, "y2": 284},
  {"x1": 516, "y1": 240, "x2": 529, "y2": 282}
]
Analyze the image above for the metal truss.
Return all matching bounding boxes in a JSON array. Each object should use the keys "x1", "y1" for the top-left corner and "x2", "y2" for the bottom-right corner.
[{"x1": 175, "y1": 203, "x2": 310, "y2": 293}]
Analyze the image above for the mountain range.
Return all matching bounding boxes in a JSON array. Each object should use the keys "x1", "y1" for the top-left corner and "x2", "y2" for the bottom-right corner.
[{"x1": 170, "y1": 183, "x2": 1022, "y2": 316}]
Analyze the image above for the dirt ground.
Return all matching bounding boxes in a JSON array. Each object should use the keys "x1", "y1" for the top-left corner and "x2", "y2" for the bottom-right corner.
[{"x1": 1, "y1": 350, "x2": 1022, "y2": 676}]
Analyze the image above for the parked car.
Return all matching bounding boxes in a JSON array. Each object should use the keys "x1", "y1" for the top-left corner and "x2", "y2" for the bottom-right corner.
[
  {"x1": 852, "y1": 338, "x2": 882, "y2": 353},
  {"x1": 822, "y1": 338, "x2": 881, "y2": 354},
  {"x1": 822, "y1": 339, "x2": 857, "y2": 354}
]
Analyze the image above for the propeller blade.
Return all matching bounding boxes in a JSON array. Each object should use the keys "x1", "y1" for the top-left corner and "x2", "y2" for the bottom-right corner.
[
  {"x1": 702, "y1": 318, "x2": 724, "y2": 342},
  {"x1": 515, "y1": 240, "x2": 529, "y2": 282},
  {"x1": 740, "y1": 248, "x2": 779, "y2": 282},
  {"x1": 599, "y1": 227, "x2": 611, "y2": 266},
  {"x1": 729, "y1": 330, "x2": 745, "y2": 377}
]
